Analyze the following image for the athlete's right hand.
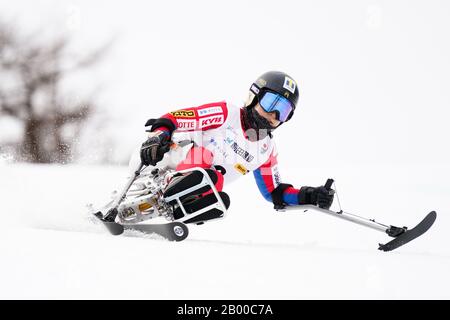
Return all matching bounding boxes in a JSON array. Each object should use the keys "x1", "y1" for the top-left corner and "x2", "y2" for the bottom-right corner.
[{"x1": 140, "y1": 131, "x2": 171, "y2": 166}]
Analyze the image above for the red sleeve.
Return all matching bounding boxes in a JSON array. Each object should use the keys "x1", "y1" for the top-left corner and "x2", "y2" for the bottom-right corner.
[{"x1": 155, "y1": 101, "x2": 228, "y2": 133}]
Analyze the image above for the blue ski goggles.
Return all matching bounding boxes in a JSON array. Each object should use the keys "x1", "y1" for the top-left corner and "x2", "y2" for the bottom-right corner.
[{"x1": 259, "y1": 91, "x2": 294, "y2": 122}]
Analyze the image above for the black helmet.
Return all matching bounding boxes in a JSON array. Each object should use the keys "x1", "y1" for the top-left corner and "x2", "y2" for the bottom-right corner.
[{"x1": 247, "y1": 70, "x2": 299, "y2": 122}]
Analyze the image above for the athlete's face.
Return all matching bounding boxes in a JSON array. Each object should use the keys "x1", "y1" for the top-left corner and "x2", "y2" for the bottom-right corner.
[{"x1": 254, "y1": 104, "x2": 281, "y2": 128}]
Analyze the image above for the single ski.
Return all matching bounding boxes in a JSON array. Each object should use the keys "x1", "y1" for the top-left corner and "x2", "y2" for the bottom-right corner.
[
  {"x1": 378, "y1": 211, "x2": 437, "y2": 252},
  {"x1": 93, "y1": 210, "x2": 188, "y2": 241}
]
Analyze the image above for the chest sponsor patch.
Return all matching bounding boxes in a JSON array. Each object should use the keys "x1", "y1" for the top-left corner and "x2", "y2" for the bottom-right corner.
[
  {"x1": 198, "y1": 106, "x2": 223, "y2": 116},
  {"x1": 234, "y1": 163, "x2": 249, "y2": 175},
  {"x1": 177, "y1": 119, "x2": 196, "y2": 130},
  {"x1": 170, "y1": 110, "x2": 196, "y2": 118},
  {"x1": 199, "y1": 115, "x2": 224, "y2": 129},
  {"x1": 230, "y1": 142, "x2": 254, "y2": 163},
  {"x1": 208, "y1": 138, "x2": 229, "y2": 159}
]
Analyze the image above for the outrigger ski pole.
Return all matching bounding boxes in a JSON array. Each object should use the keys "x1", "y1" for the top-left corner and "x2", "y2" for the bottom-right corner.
[{"x1": 275, "y1": 179, "x2": 437, "y2": 252}]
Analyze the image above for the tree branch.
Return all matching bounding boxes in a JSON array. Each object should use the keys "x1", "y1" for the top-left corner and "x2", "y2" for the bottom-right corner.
[
  {"x1": 53, "y1": 104, "x2": 91, "y2": 127},
  {"x1": 0, "y1": 90, "x2": 22, "y2": 118}
]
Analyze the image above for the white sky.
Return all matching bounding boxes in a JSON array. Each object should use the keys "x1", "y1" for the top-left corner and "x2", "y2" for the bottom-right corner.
[{"x1": 1, "y1": 0, "x2": 449, "y2": 167}]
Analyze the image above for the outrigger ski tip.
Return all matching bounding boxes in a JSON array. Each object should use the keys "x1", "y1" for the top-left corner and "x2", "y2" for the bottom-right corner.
[
  {"x1": 378, "y1": 211, "x2": 437, "y2": 252},
  {"x1": 278, "y1": 179, "x2": 437, "y2": 252}
]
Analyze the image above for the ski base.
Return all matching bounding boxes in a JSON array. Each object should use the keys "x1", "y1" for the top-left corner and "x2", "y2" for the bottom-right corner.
[
  {"x1": 93, "y1": 211, "x2": 189, "y2": 242},
  {"x1": 124, "y1": 222, "x2": 189, "y2": 241},
  {"x1": 378, "y1": 211, "x2": 437, "y2": 252}
]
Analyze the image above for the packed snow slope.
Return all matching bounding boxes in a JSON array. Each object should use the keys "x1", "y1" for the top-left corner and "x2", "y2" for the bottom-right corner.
[{"x1": 0, "y1": 162, "x2": 449, "y2": 299}]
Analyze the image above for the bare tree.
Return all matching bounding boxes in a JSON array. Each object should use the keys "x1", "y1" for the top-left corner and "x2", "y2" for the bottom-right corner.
[{"x1": 0, "y1": 20, "x2": 109, "y2": 163}]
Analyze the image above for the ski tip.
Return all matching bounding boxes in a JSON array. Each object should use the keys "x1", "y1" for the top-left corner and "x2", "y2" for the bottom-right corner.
[
  {"x1": 424, "y1": 210, "x2": 437, "y2": 228},
  {"x1": 378, "y1": 210, "x2": 437, "y2": 252},
  {"x1": 93, "y1": 211, "x2": 103, "y2": 219}
]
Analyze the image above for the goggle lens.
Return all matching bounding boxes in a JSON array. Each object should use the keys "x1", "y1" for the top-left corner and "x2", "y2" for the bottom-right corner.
[{"x1": 259, "y1": 91, "x2": 294, "y2": 122}]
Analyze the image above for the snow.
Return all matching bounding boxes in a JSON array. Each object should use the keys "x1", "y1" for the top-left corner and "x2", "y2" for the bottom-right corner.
[{"x1": 1, "y1": 162, "x2": 449, "y2": 299}]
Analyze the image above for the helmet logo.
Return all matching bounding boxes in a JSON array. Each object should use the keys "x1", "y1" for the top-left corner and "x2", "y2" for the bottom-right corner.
[
  {"x1": 283, "y1": 76, "x2": 296, "y2": 94},
  {"x1": 257, "y1": 78, "x2": 267, "y2": 87}
]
